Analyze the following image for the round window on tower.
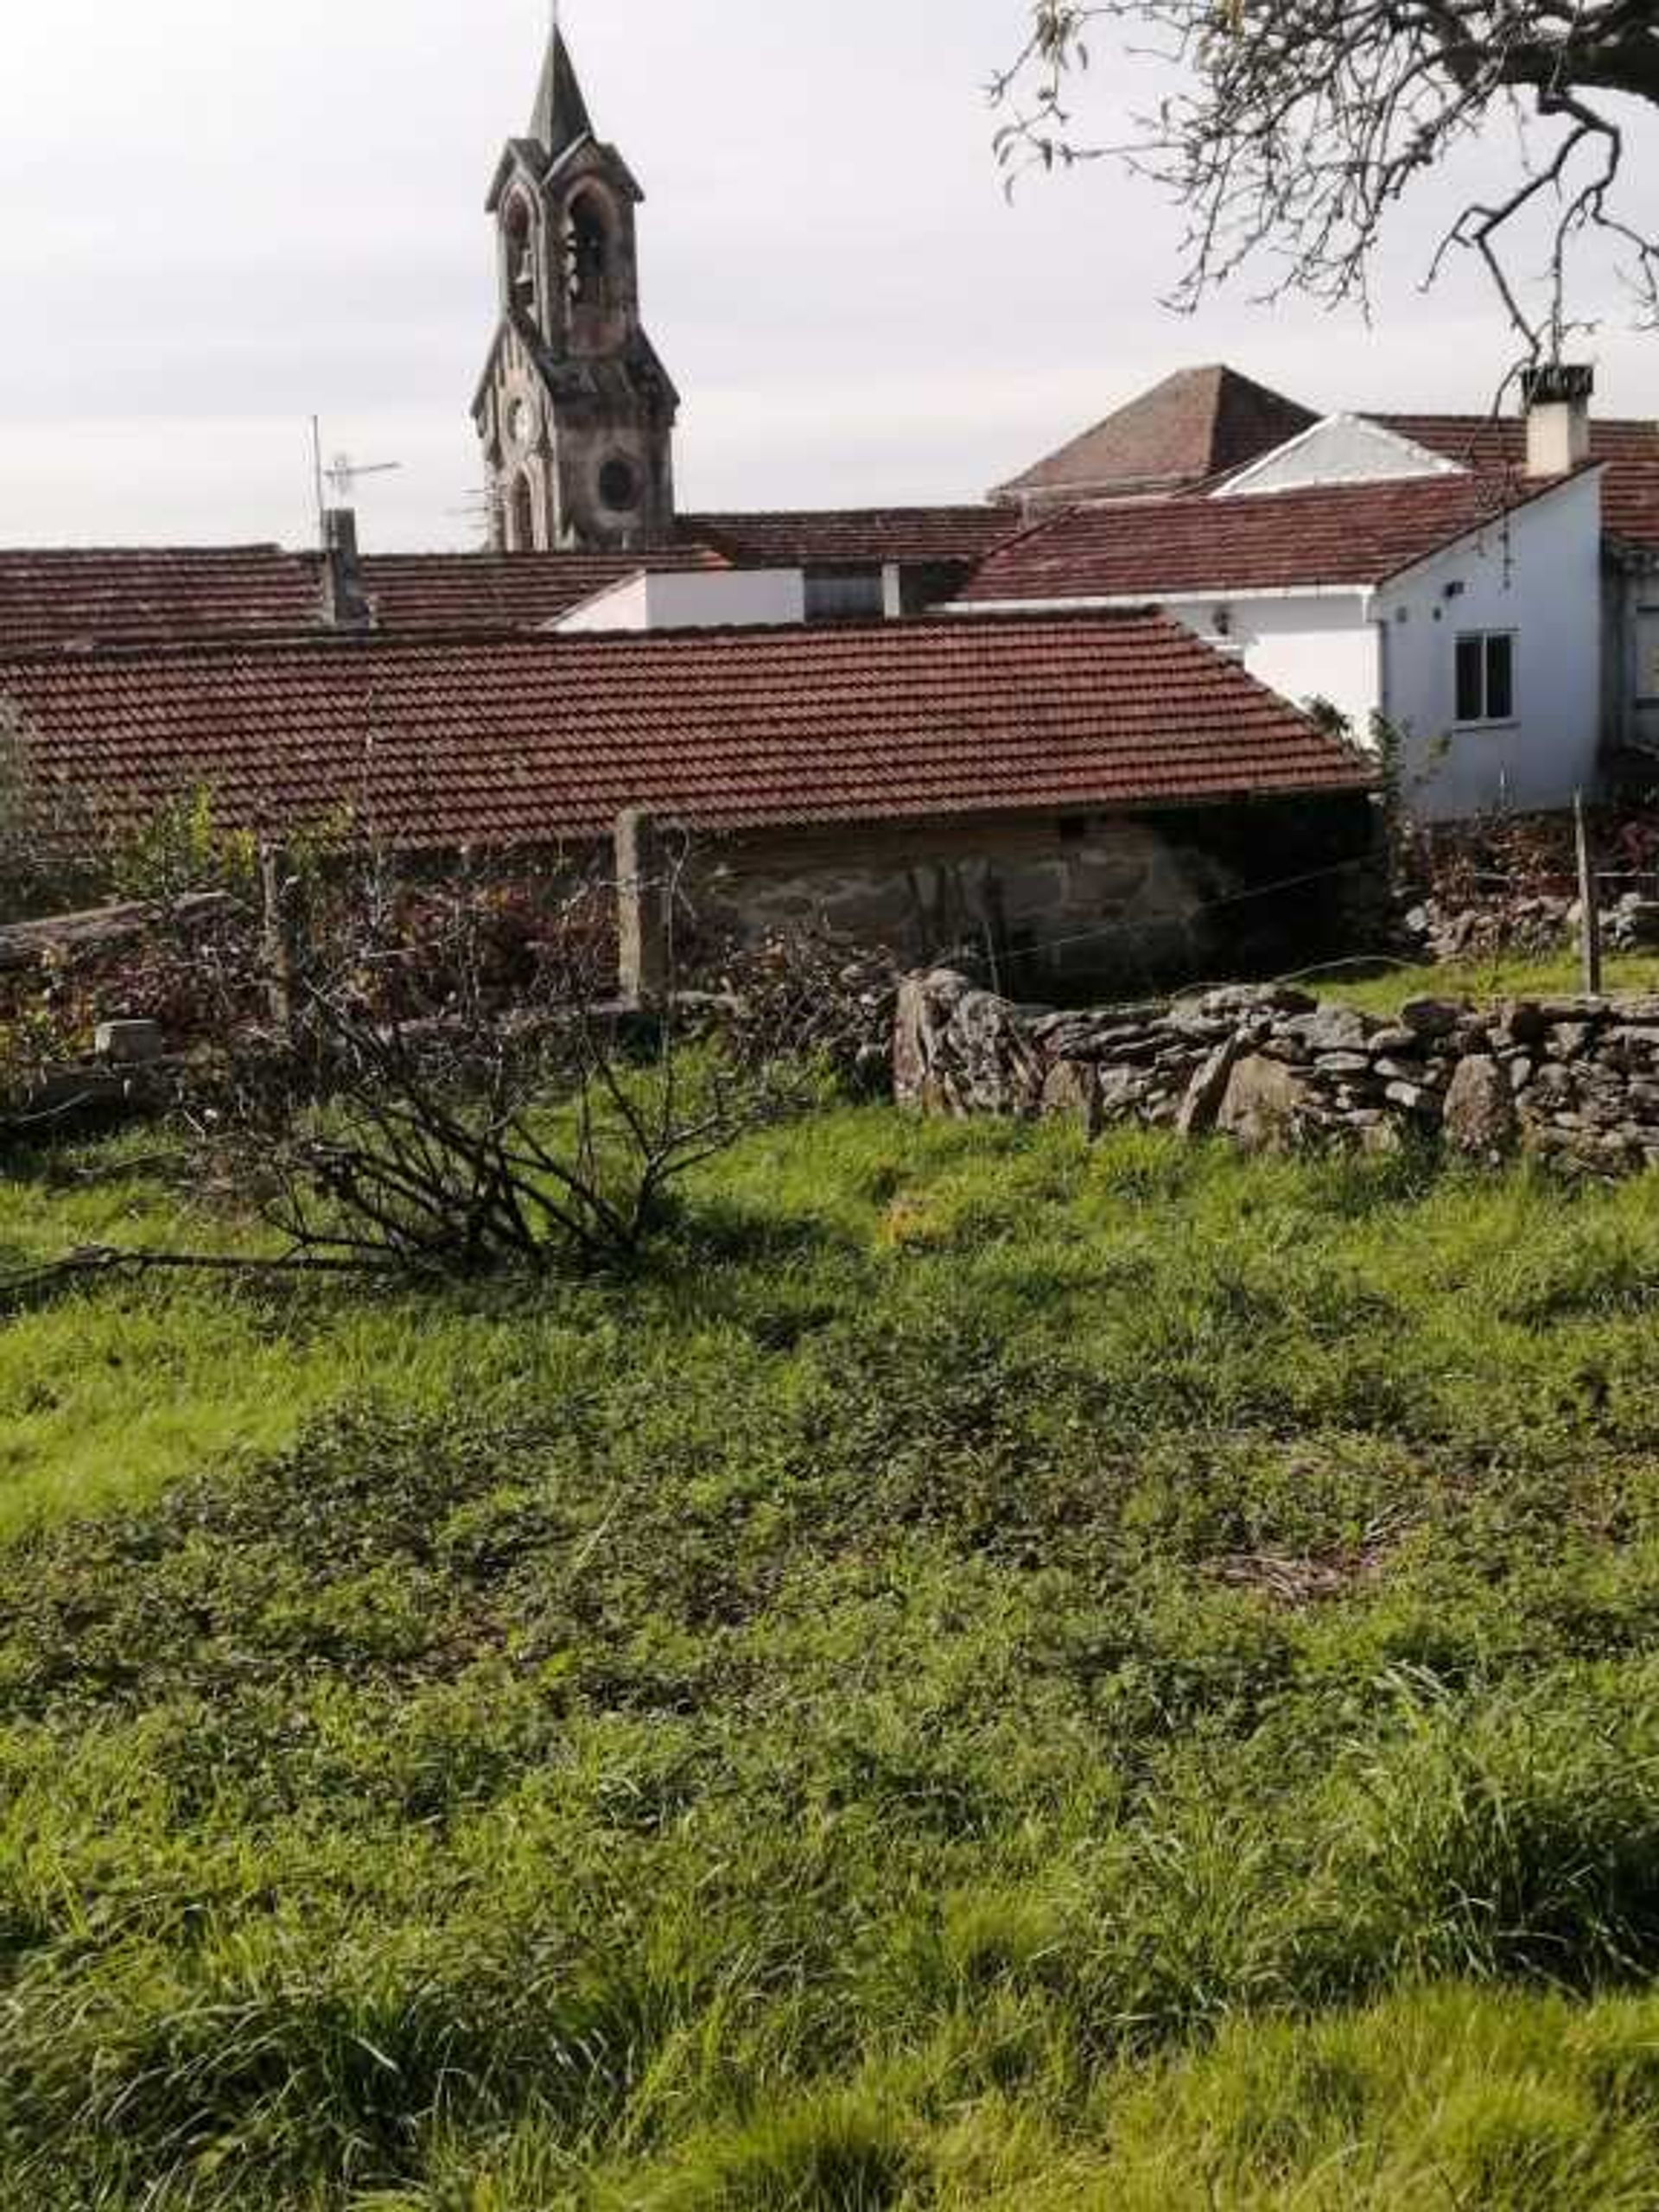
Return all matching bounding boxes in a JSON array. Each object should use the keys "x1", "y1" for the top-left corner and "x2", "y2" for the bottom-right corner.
[{"x1": 598, "y1": 456, "x2": 640, "y2": 513}]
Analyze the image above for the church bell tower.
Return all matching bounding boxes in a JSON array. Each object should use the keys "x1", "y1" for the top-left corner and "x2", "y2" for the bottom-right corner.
[{"x1": 474, "y1": 19, "x2": 679, "y2": 552}]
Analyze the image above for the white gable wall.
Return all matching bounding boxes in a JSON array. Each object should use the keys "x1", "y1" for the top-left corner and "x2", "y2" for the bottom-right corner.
[
  {"x1": 1217, "y1": 416, "x2": 1465, "y2": 499},
  {"x1": 1162, "y1": 594, "x2": 1382, "y2": 741},
  {"x1": 1373, "y1": 469, "x2": 1603, "y2": 818}
]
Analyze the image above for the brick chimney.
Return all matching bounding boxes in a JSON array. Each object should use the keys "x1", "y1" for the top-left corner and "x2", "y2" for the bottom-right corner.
[
  {"x1": 1522, "y1": 363, "x2": 1594, "y2": 478},
  {"x1": 321, "y1": 507, "x2": 372, "y2": 631}
]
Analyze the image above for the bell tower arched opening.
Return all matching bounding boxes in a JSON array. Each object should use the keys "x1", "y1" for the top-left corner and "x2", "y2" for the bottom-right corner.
[
  {"x1": 503, "y1": 195, "x2": 537, "y2": 321},
  {"x1": 507, "y1": 472, "x2": 537, "y2": 553},
  {"x1": 563, "y1": 188, "x2": 615, "y2": 320}
]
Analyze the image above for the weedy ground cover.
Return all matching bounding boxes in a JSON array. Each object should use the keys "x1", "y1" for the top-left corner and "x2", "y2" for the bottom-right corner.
[{"x1": 8, "y1": 1104, "x2": 1659, "y2": 2204}]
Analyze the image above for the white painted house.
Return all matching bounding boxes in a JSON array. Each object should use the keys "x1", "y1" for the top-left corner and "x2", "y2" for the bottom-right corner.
[{"x1": 955, "y1": 375, "x2": 1610, "y2": 823}]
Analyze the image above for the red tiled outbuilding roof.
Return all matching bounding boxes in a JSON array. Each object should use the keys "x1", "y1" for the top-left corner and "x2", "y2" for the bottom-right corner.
[
  {"x1": 0, "y1": 545, "x2": 728, "y2": 654},
  {"x1": 959, "y1": 470, "x2": 1586, "y2": 603},
  {"x1": 0, "y1": 612, "x2": 1372, "y2": 853}
]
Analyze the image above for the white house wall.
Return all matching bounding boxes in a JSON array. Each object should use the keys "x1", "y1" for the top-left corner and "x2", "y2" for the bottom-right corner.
[
  {"x1": 1165, "y1": 595, "x2": 1382, "y2": 741},
  {"x1": 1373, "y1": 470, "x2": 1603, "y2": 820},
  {"x1": 556, "y1": 567, "x2": 807, "y2": 632}
]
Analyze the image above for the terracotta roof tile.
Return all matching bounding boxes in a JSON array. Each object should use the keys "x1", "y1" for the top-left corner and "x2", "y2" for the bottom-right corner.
[
  {"x1": 0, "y1": 546, "x2": 728, "y2": 654},
  {"x1": 359, "y1": 548, "x2": 724, "y2": 629},
  {"x1": 1375, "y1": 414, "x2": 1659, "y2": 554},
  {"x1": 960, "y1": 470, "x2": 1586, "y2": 602},
  {"x1": 678, "y1": 508, "x2": 1019, "y2": 568},
  {"x1": 995, "y1": 367, "x2": 1319, "y2": 505},
  {"x1": 0, "y1": 613, "x2": 1372, "y2": 853}
]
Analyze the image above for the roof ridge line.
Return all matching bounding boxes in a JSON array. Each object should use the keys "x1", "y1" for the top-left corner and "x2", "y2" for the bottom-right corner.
[{"x1": 0, "y1": 602, "x2": 1175, "y2": 671}]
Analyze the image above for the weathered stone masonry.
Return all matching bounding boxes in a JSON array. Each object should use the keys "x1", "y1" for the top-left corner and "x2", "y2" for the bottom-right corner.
[
  {"x1": 896, "y1": 969, "x2": 1659, "y2": 1174},
  {"x1": 689, "y1": 793, "x2": 1376, "y2": 998}
]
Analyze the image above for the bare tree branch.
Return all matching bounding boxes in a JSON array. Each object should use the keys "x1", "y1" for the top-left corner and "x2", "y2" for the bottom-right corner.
[{"x1": 993, "y1": 1, "x2": 1659, "y2": 350}]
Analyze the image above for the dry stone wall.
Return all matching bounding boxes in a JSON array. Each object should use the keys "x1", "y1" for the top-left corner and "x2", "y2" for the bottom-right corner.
[{"x1": 894, "y1": 969, "x2": 1659, "y2": 1174}]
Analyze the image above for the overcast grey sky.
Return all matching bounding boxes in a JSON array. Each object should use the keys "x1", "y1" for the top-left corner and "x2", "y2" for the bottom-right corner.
[{"x1": 1, "y1": 0, "x2": 1654, "y2": 551}]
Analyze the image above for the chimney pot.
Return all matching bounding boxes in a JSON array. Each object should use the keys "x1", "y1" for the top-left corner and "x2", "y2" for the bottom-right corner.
[
  {"x1": 1522, "y1": 362, "x2": 1594, "y2": 477},
  {"x1": 321, "y1": 506, "x2": 372, "y2": 631}
]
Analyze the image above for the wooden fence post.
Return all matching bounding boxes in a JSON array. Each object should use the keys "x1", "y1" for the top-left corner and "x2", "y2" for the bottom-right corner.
[
  {"x1": 1575, "y1": 792, "x2": 1605, "y2": 999},
  {"x1": 259, "y1": 841, "x2": 302, "y2": 1038},
  {"x1": 615, "y1": 810, "x2": 670, "y2": 1007}
]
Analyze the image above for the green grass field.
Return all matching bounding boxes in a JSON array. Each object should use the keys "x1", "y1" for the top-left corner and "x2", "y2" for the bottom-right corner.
[
  {"x1": 1318, "y1": 950, "x2": 1659, "y2": 1018},
  {"x1": 11, "y1": 1075, "x2": 1659, "y2": 2205}
]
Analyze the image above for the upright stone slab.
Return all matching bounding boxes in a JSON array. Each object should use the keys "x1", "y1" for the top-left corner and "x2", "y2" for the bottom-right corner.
[
  {"x1": 1441, "y1": 1054, "x2": 1520, "y2": 1160},
  {"x1": 1176, "y1": 1033, "x2": 1241, "y2": 1138},
  {"x1": 1217, "y1": 1054, "x2": 1313, "y2": 1154}
]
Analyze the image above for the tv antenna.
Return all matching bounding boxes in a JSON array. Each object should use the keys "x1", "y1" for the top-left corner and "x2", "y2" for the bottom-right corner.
[{"x1": 309, "y1": 415, "x2": 404, "y2": 537}]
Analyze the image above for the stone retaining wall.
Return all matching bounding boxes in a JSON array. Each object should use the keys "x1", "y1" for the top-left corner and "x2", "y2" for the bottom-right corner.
[{"x1": 894, "y1": 970, "x2": 1659, "y2": 1173}]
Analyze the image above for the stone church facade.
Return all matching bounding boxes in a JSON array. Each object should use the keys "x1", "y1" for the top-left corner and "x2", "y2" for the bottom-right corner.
[{"x1": 473, "y1": 25, "x2": 679, "y2": 552}]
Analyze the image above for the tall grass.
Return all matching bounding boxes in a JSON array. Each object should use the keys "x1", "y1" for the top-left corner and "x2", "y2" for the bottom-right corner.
[{"x1": 8, "y1": 1111, "x2": 1659, "y2": 2201}]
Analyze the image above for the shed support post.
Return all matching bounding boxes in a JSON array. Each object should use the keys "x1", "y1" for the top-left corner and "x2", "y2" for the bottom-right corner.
[{"x1": 616, "y1": 810, "x2": 671, "y2": 1007}]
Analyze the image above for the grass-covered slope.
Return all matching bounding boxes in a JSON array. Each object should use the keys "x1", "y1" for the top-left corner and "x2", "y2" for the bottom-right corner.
[{"x1": 10, "y1": 1111, "x2": 1659, "y2": 2204}]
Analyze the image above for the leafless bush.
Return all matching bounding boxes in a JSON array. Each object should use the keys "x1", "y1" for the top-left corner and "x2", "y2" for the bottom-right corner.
[
  {"x1": 709, "y1": 931, "x2": 901, "y2": 1101},
  {"x1": 202, "y1": 855, "x2": 820, "y2": 1278}
]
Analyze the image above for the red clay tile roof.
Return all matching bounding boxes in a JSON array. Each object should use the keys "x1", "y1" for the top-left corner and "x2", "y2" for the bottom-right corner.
[
  {"x1": 0, "y1": 520, "x2": 1017, "y2": 653},
  {"x1": 995, "y1": 367, "x2": 1319, "y2": 505},
  {"x1": 678, "y1": 508, "x2": 1020, "y2": 568},
  {"x1": 960, "y1": 471, "x2": 1585, "y2": 603},
  {"x1": 1375, "y1": 414, "x2": 1659, "y2": 553},
  {"x1": 0, "y1": 613, "x2": 1371, "y2": 852},
  {"x1": 359, "y1": 549, "x2": 724, "y2": 629},
  {"x1": 0, "y1": 546, "x2": 728, "y2": 654},
  {"x1": 0, "y1": 548, "x2": 315, "y2": 655}
]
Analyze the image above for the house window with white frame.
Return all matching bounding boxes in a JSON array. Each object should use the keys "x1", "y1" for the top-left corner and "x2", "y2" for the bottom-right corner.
[{"x1": 1454, "y1": 632, "x2": 1517, "y2": 726}]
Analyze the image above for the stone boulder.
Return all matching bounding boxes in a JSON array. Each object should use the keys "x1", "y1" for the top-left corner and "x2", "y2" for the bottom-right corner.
[
  {"x1": 893, "y1": 970, "x2": 1044, "y2": 1118},
  {"x1": 1041, "y1": 1059, "x2": 1103, "y2": 1137},
  {"x1": 1401, "y1": 996, "x2": 1465, "y2": 1040},
  {"x1": 1217, "y1": 1054, "x2": 1313, "y2": 1154},
  {"x1": 1441, "y1": 1054, "x2": 1519, "y2": 1160}
]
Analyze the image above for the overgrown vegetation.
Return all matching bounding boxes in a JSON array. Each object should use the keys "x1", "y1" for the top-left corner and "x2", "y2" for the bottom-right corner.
[
  {"x1": 9, "y1": 1111, "x2": 1659, "y2": 2203},
  {"x1": 0, "y1": 697, "x2": 105, "y2": 923},
  {"x1": 3, "y1": 838, "x2": 855, "y2": 1282}
]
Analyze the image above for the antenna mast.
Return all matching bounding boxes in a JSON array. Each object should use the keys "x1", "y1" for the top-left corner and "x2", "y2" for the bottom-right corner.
[{"x1": 310, "y1": 416, "x2": 327, "y2": 546}]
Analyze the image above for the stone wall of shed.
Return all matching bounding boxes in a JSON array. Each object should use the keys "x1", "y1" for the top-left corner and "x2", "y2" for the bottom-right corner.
[{"x1": 686, "y1": 796, "x2": 1376, "y2": 997}]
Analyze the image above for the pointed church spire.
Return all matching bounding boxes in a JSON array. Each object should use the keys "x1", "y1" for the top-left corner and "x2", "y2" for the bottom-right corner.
[{"x1": 530, "y1": 9, "x2": 594, "y2": 156}]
